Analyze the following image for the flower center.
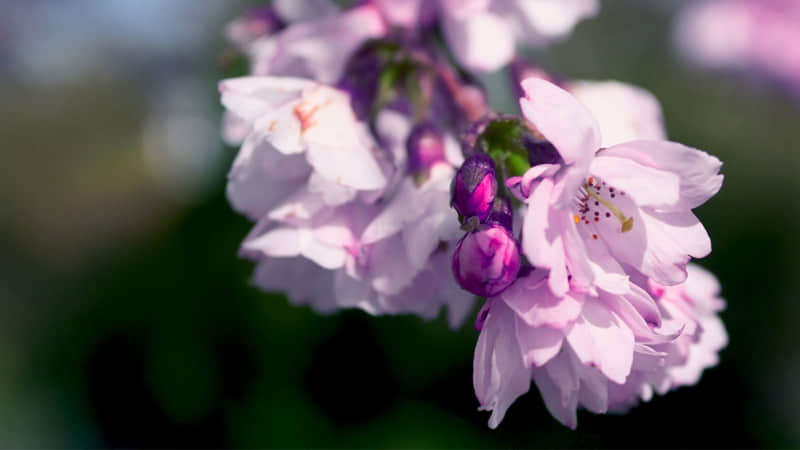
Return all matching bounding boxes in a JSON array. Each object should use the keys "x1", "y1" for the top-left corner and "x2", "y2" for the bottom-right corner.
[{"x1": 572, "y1": 177, "x2": 633, "y2": 233}]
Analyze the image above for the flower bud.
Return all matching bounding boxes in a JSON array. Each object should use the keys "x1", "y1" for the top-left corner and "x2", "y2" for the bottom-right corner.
[
  {"x1": 450, "y1": 153, "x2": 497, "y2": 221},
  {"x1": 523, "y1": 133, "x2": 562, "y2": 167},
  {"x1": 452, "y1": 224, "x2": 521, "y2": 297},
  {"x1": 406, "y1": 121, "x2": 446, "y2": 174},
  {"x1": 484, "y1": 196, "x2": 513, "y2": 230},
  {"x1": 337, "y1": 42, "x2": 385, "y2": 120},
  {"x1": 227, "y1": 6, "x2": 284, "y2": 48}
]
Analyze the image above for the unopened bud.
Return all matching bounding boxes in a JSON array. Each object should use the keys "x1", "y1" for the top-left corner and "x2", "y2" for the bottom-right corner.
[
  {"x1": 484, "y1": 197, "x2": 514, "y2": 230},
  {"x1": 451, "y1": 224, "x2": 521, "y2": 297},
  {"x1": 450, "y1": 153, "x2": 497, "y2": 221},
  {"x1": 406, "y1": 121, "x2": 447, "y2": 174}
]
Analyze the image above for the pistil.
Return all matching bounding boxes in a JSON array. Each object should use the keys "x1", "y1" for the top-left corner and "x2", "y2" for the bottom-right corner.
[{"x1": 582, "y1": 183, "x2": 634, "y2": 232}]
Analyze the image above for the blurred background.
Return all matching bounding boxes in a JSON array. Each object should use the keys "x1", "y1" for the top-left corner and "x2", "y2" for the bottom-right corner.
[{"x1": 1, "y1": 0, "x2": 799, "y2": 447}]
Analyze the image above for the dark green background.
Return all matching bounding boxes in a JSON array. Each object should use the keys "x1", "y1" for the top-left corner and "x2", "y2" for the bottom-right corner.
[{"x1": 2, "y1": 0, "x2": 798, "y2": 447}]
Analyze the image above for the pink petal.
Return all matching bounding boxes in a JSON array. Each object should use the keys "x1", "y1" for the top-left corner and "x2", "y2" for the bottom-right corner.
[
  {"x1": 473, "y1": 301, "x2": 532, "y2": 429},
  {"x1": 301, "y1": 239, "x2": 347, "y2": 269},
  {"x1": 442, "y1": 10, "x2": 515, "y2": 72},
  {"x1": 403, "y1": 210, "x2": 459, "y2": 270},
  {"x1": 599, "y1": 289, "x2": 679, "y2": 344},
  {"x1": 519, "y1": 78, "x2": 600, "y2": 168},
  {"x1": 255, "y1": 5, "x2": 387, "y2": 83},
  {"x1": 300, "y1": 87, "x2": 387, "y2": 190},
  {"x1": 505, "y1": 0, "x2": 599, "y2": 41},
  {"x1": 599, "y1": 140, "x2": 723, "y2": 211},
  {"x1": 361, "y1": 181, "x2": 422, "y2": 244},
  {"x1": 575, "y1": 357, "x2": 608, "y2": 414},
  {"x1": 252, "y1": 102, "x2": 305, "y2": 155},
  {"x1": 242, "y1": 226, "x2": 310, "y2": 258},
  {"x1": 532, "y1": 352, "x2": 578, "y2": 429},
  {"x1": 253, "y1": 257, "x2": 336, "y2": 312},
  {"x1": 562, "y1": 219, "x2": 594, "y2": 293},
  {"x1": 506, "y1": 163, "x2": 560, "y2": 199},
  {"x1": 373, "y1": 0, "x2": 436, "y2": 27},
  {"x1": 307, "y1": 172, "x2": 357, "y2": 205},
  {"x1": 502, "y1": 271, "x2": 584, "y2": 329},
  {"x1": 333, "y1": 270, "x2": 381, "y2": 314},
  {"x1": 568, "y1": 81, "x2": 665, "y2": 147},
  {"x1": 227, "y1": 133, "x2": 309, "y2": 221},
  {"x1": 219, "y1": 76, "x2": 312, "y2": 122},
  {"x1": 590, "y1": 155, "x2": 681, "y2": 209},
  {"x1": 521, "y1": 179, "x2": 569, "y2": 296},
  {"x1": 272, "y1": 0, "x2": 337, "y2": 23},
  {"x1": 638, "y1": 210, "x2": 712, "y2": 284},
  {"x1": 368, "y1": 237, "x2": 418, "y2": 295},
  {"x1": 565, "y1": 299, "x2": 634, "y2": 384},
  {"x1": 515, "y1": 315, "x2": 565, "y2": 367},
  {"x1": 684, "y1": 263, "x2": 725, "y2": 312}
]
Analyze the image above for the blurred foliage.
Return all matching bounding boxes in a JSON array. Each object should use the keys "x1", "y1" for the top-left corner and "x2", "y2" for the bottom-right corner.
[{"x1": 1, "y1": 0, "x2": 799, "y2": 447}]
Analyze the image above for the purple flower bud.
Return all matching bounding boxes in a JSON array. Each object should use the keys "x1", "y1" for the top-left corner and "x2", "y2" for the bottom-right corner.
[
  {"x1": 450, "y1": 153, "x2": 497, "y2": 221},
  {"x1": 484, "y1": 197, "x2": 513, "y2": 230},
  {"x1": 451, "y1": 224, "x2": 521, "y2": 297},
  {"x1": 337, "y1": 42, "x2": 385, "y2": 120},
  {"x1": 243, "y1": 6, "x2": 284, "y2": 37},
  {"x1": 523, "y1": 133, "x2": 563, "y2": 167},
  {"x1": 406, "y1": 121, "x2": 446, "y2": 173}
]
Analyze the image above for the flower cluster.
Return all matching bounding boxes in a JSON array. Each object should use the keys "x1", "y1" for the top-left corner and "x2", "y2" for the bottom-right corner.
[
  {"x1": 218, "y1": 0, "x2": 726, "y2": 429},
  {"x1": 675, "y1": 0, "x2": 800, "y2": 95}
]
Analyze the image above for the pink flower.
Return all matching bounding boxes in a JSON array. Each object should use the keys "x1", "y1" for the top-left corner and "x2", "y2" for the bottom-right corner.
[
  {"x1": 248, "y1": 3, "x2": 387, "y2": 84},
  {"x1": 224, "y1": 0, "x2": 340, "y2": 52},
  {"x1": 368, "y1": 0, "x2": 598, "y2": 72},
  {"x1": 512, "y1": 78, "x2": 723, "y2": 297},
  {"x1": 438, "y1": 0, "x2": 598, "y2": 72},
  {"x1": 474, "y1": 270, "x2": 641, "y2": 429},
  {"x1": 220, "y1": 76, "x2": 474, "y2": 325},
  {"x1": 510, "y1": 62, "x2": 666, "y2": 147},
  {"x1": 474, "y1": 263, "x2": 726, "y2": 428},
  {"x1": 565, "y1": 80, "x2": 666, "y2": 147},
  {"x1": 219, "y1": 76, "x2": 388, "y2": 220},
  {"x1": 674, "y1": 0, "x2": 800, "y2": 94},
  {"x1": 605, "y1": 264, "x2": 728, "y2": 412}
]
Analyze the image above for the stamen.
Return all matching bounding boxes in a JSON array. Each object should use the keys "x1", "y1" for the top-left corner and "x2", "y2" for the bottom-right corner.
[{"x1": 583, "y1": 183, "x2": 634, "y2": 232}]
